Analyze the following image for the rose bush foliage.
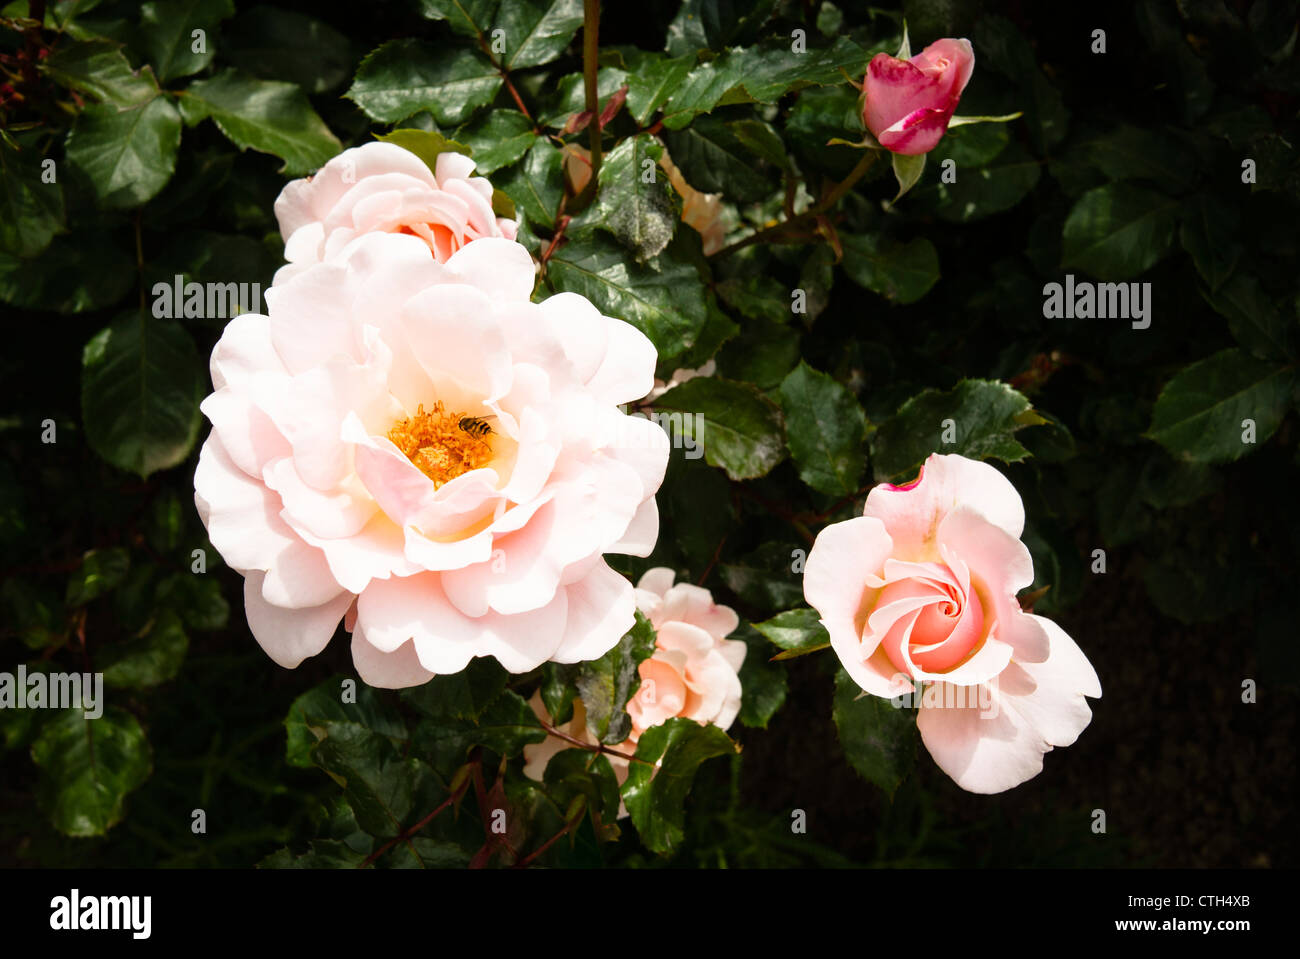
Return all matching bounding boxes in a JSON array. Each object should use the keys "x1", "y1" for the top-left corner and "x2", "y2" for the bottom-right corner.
[{"x1": 2, "y1": 0, "x2": 1297, "y2": 868}]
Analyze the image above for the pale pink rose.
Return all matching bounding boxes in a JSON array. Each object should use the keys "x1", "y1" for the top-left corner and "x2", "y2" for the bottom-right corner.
[
  {"x1": 272, "y1": 142, "x2": 518, "y2": 284},
  {"x1": 194, "y1": 231, "x2": 669, "y2": 688},
  {"x1": 628, "y1": 568, "x2": 745, "y2": 738},
  {"x1": 862, "y1": 38, "x2": 975, "y2": 155},
  {"x1": 523, "y1": 568, "x2": 744, "y2": 803},
  {"x1": 803, "y1": 453, "x2": 1100, "y2": 793}
]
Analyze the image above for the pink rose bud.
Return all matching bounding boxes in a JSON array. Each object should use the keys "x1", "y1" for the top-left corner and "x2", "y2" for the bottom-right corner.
[{"x1": 861, "y1": 38, "x2": 975, "y2": 155}]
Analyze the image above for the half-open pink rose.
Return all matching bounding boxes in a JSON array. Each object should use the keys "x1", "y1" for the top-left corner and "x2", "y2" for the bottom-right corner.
[
  {"x1": 628, "y1": 568, "x2": 745, "y2": 737},
  {"x1": 272, "y1": 142, "x2": 517, "y2": 284},
  {"x1": 803, "y1": 453, "x2": 1100, "y2": 793},
  {"x1": 194, "y1": 230, "x2": 668, "y2": 687},
  {"x1": 862, "y1": 38, "x2": 975, "y2": 155},
  {"x1": 523, "y1": 569, "x2": 744, "y2": 803}
]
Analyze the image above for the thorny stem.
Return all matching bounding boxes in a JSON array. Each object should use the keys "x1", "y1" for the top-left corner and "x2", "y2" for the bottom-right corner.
[
  {"x1": 695, "y1": 532, "x2": 729, "y2": 586},
  {"x1": 502, "y1": 73, "x2": 533, "y2": 124},
  {"x1": 538, "y1": 719, "x2": 653, "y2": 766},
  {"x1": 538, "y1": 212, "x2": 571, "y2": 268},
  {"x1": 474, "y1": 25, "x2": 533, "y2": 126},
  {"x1": 571, "y1": 0, "x2": 602, "y2": 211},
  {"x1": 714, "y1": 149, "x2": 880, "y2": 258},
  {"x1": 358, "y1": 763, "x2": 473, "y2": 867},
  {"x1": 513, "y1": 820, "x2": 575, "y2": 868}
]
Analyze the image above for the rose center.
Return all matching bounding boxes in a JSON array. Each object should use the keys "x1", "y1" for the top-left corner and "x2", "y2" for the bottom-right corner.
[
  {"x1": 387, "y1": 401, "x2": 493, "y2": 488},
  {"x1": 875, "y1": 571, "x2": 985, "y2": 675}
]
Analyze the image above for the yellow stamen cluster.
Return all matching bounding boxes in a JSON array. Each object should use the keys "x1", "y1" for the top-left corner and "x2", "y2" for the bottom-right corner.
[{"x1": 387, "y1": 401, "x2": 492, "y2": 487}]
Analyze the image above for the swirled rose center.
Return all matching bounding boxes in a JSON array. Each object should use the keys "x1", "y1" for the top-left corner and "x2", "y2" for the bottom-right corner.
[
  {"x1": 387, "y1": 401, "x2": 494, "y2": 488},
  {"x1": 397, "y1": 223, "x2": 459, "y2": 262},
  {"x1": 875, "y1": 565, "x2": 985, "y2": 675}
]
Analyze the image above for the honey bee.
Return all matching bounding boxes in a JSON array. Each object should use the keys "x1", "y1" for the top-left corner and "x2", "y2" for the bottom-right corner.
[{"x1": 458, "y1": 415, "x2": 496, "y2": 438}]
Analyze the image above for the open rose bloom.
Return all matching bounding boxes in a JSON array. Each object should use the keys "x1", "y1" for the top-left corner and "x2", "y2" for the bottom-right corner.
[
  {"x1": 194, "y1": 229, "x2": 669, "y2": 687},
  {"x1": 272, "y1": 142, "x2": 517, "y2": 284},
  {"x1": 862, "y1": 38, "x2": 975, "y2": 155},
  {"x1": 804, "y1": 453, "x2": 1100, "y2": 793},
  {"x1": 524, "y1": 569, "x2": 744, "y2": 798}
]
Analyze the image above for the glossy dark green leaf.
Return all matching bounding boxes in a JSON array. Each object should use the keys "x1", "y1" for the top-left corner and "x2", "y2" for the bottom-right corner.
[
  {"x1": 411, "y1": 689, "x2": 547, "y2": 766},
  {"x1": 138, "y1": 0, "x2": 235, "y2": 83},
  {"x1": 623, "y1": 52, "x2": 694, "y2": 125},
  {"x1": 454, "y1": 110, "x2": 535, "y2": 174},
  {"x1": 734, "y1": 625, "x2": 787, "y2": 728},
  {"x1": 1061, "y1": 183, "x2": 1179, "y2": 281},
  {"x1": 871, "y1": 378, "x2": 1038, "y2": 481},
  {"x1": 180, "y1": 70, "x2": 341, "y2": 176},
  {"x1": 779, "y1": 361, "x2": 868, "y2": 496},
  {"x1": 1082, "y1": 124, "x2": 1197, "y2": 191},
  {"x1": 65, "y1": 97, "x2": 182, "y2": 210},
  {"x1": 311, "y1": 721, "x2": 430, "y2": 838},
  {"x1": 39, "y1": 39, "x2": 159, "y2": 107},
  {"x1": 347, "y1": 41, "x2": 502, "y2": 126},
  {"x1": 1147, "y1": 348, "x2": 1297, "y2": 463},
  {"x1": 653, "y1": 376, "x2": 786, "y2": 480},
  {"x1": 660, "y1": 57, "x2": 749, "y2": 131},
  {"x1": 285, "y1": 677, "x2": 408, "y2": 769},
  {"x1": 573, "y1": 611, "x2": 657, "y2": 745},
  {"x1": 0, "y1": 143, "x2": 64, "y2": 258},
  {"x1": 546, "y1": 233, "x2": 709, "y2": 361},
  {"x1": 1207, "y1": 273, "x2": 1294, "y2": 362},
  {"x1": 621, "y1": 716, "x2": 737, "y2": 854},
  {"x1": 100, "y1": 609, "x2": 189, "y2": 689},
  {"x1": 664, "y1": 115, "x2": 775, "y2": 204},
  {"x1": 665, "y1": 0, "x2": 778, "y2": 55},
  {"x1": 832, "y1": 668, "x2": 916, "y2": 795},
  {"x1": 715, "y1": 315, "x2": 800, "y2": 388},
  {"x1": 752, "y1": 607, "x2": 830, "y2": 655},
  {"x1": 1180, "y1": 193, "x2": 1241, "y2": 292},
  {"x1": 31, "y1": 707, "x2": 152, "y2": 837},
  {"x1": 81, "y1": 310, "x2": 204, "y2": 478},
  {"x1": 259, "y1": 840, "x2": 370, "y2": 869},
  {"x1": 728, "y1": 36, "x2": 868, "y2": 104},
  {"x1": 841, "y1": 233, "x2": 940, "y2": 305},
  {"x1": 400, "y1": 657, "x2": 510, "y2": 723},
  {"x1": 498, "y1": 139, "x2": 564, "y2": 229},
  {"x1": 540, "y1": 661, "x2": 579, "y2": 726},
  {"x1": 416, "y1": 0, "x2": 500, "y2": 39},
  {"x1": 590, "y1": 134, "x2": 676, "y2": 261},
  {"x1": 497, "y1": 0, "x2": 584, "y2": 70},
  {"x1": 913, "y1": 142, "x2": 1041, "y2": 223},
  {"x1": 543, "y1": 748, "x2": 621, "y2": 829}
]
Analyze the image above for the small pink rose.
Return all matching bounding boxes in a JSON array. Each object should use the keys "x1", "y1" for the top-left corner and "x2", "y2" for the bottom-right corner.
[
  {"x1": 803, "y1": 453, "x2": 1100, "y2": 793},
  {"x1": 522, "y1": 569, "x2": 745, "y2": 811},
  {"x1": 862, "y1": 38, "x2": 975, "y2": 155},
  {"x1": 272, "y1": 142, "x2": 517, "y2": 284}
]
